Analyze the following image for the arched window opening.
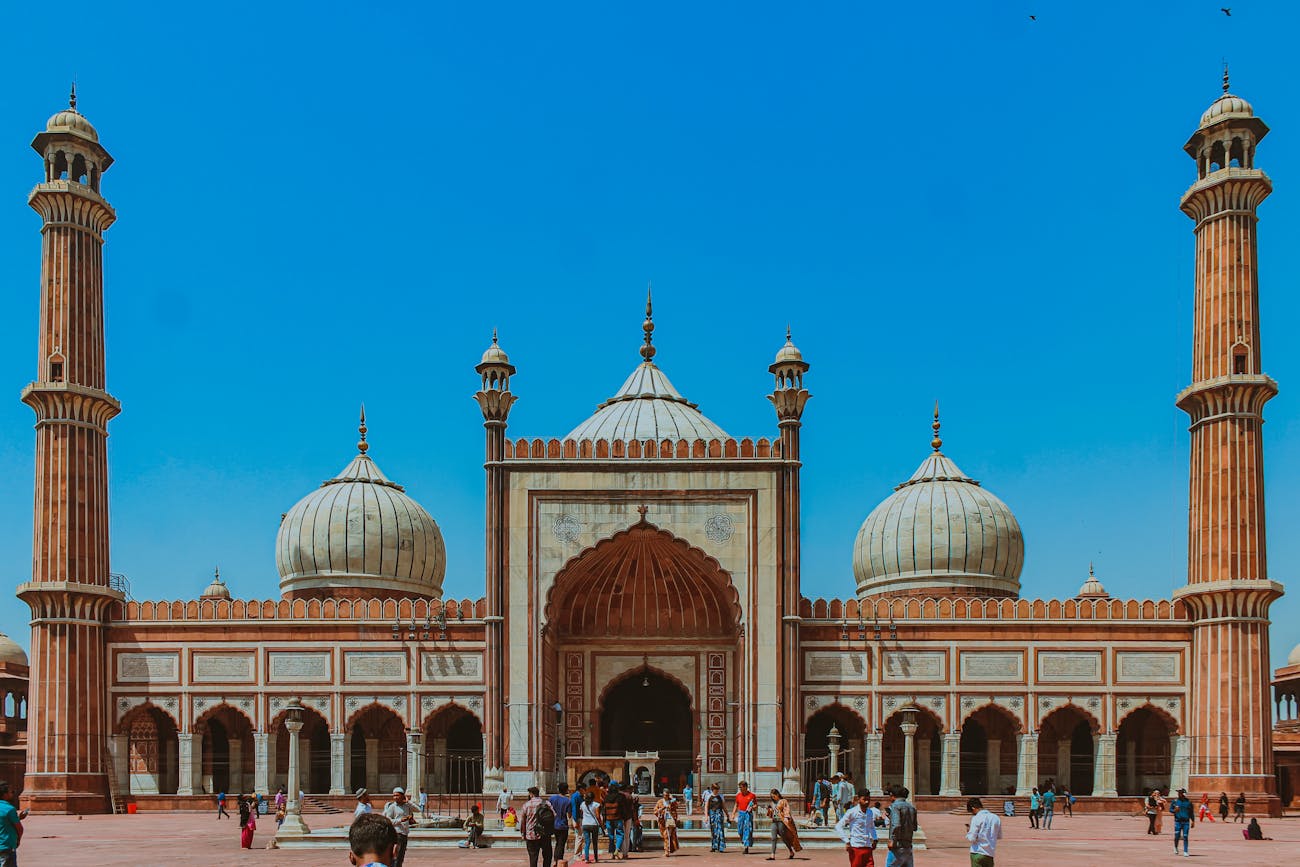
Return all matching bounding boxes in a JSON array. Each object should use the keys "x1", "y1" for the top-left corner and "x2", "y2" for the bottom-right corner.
[{"x1": 1233, "y1": 344, "x2": 1250, "y2": 375}]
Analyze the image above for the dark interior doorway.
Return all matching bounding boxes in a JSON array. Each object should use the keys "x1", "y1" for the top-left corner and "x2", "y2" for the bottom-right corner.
[{"x1": 600, "y1": 672, "x2": 693, "y2": 785}]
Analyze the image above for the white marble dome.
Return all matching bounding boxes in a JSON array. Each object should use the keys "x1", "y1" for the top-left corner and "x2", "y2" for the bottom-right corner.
[
  {"x1": 1288, "y1": 643, "x2": 1300, "y2": 667},
  {"x1": 853, "y1": 441, "x2": 1024, "y2": 599},
  {"x1": 0, "y1": 633, "x2": 28, "y2": 668},
  {"x1": 276, "y1": 424, "x2": 445, "y2": 599},
  {"x1": 1200, "y1": 93, "x2": 1253, "y2": 128}
]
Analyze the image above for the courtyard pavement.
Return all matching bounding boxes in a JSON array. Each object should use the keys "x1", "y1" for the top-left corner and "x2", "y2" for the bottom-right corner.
[{"x1": 12, "y1": 809, "x2": 1299, "y2": 866}]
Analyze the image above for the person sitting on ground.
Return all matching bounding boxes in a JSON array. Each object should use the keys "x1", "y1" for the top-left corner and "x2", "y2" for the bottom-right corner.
[
  {"x1": 460, "y1": 804, "x2": 485, "y2": 849},
  {"x1": 349, "y1": 812, "x2": 399, "y2": 867},
  {"x1": 1245, "y1": 817, "x2": 1271, "y2": 841}
]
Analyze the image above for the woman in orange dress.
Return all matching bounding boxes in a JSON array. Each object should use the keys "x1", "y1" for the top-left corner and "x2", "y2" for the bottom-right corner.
[
  {"x1": 765, "y1": 789, "x2": 802, "y2": 860},
  {"x1": 653, "y1": 789, "x2": 680, "y2": 856}
]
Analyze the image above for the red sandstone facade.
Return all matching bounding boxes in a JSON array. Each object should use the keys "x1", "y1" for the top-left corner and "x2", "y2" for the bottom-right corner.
[{"x1": 12, "y1": 83, "x2": 1288, "y2": 817}]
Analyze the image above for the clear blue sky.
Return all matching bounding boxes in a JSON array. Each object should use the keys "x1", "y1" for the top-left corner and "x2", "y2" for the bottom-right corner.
[{"x1": 1, "y1": 2, "x2": 1297, "y2": 668}]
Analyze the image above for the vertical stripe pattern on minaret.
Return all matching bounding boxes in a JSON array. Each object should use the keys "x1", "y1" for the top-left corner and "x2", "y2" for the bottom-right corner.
[
  {"x1": 1174, "y1": 81, "x2": 1284, "y2": 809},
  {"x1": 17, "y1": 95, "x2": 123, "y2": 814}
]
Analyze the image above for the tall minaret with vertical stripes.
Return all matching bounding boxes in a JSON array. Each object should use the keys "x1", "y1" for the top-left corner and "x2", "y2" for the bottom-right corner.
[
  {"x1": 17, "y1": 88, "x2": 122, "y2": 813},
  {"x1": 1175, "y1": 70, "x2": 1284, "y2": 807}
]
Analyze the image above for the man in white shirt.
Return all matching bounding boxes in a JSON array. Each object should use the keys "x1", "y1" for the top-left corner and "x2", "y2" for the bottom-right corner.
[
  {"x1": 834, "y1": 788, "x2": 877, "y2": 867},
  {"x1": 382, "y1": 787, "x2": 415, "y2": 867},
  {"x1": 965, "y1": 797, "x2": 1003, "y2": 867}
]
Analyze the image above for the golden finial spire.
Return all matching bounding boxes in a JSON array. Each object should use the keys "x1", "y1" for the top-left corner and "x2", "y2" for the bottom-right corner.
[
  {"x1": 1223, "y1": 62, "x2": 1231, "y2": 94},
  {"x1": 357, "y1": 404, "x2": 369, "y2": 454},
  {"x1": 931, "y1": 401, "x2": 942, "y2": 451},
  {"x1": 214, "y1": 566, "x2": 221, "y2": 581},
  {"x1": 640, "y1": 281, "x2": 656, "y2": 361},
  {"x1": 491, "y1": 327, "x2": 499, "y2": 345},
  {"x1": 69, "y1": 81, "x2": 77, "y2": 111}
]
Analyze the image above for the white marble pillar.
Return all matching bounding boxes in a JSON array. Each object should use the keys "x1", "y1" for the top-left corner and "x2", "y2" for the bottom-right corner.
[
  {"x1": 939, "y1": 733, "x2": 961, "y2": 796},
  {"x1": 1170, "y1": 735, "x2": 1190, "y2": 793},
  {"x1": 916, "y1": 737, "x2": 932, "y2": 796},
  {"x1": 1093, "y1": 733, "x2": 1118, "y2": 798},
  {"x1": 406, "y1": 730, "x2": 423, "y2": 795},
  {"x1": 178, "y1": 732, "x2": 197, "y2": 796},
  {"x1": 900, "y1": 719, "x2": 917, "y2": 796},
  {"x1": 366, "y1": 738, "x2": 380, "y2": 792},
  {"x1": 108, "y1": 734, "x2": 131, "y2": 795},
  {"x1": 987, "y1": 739, "x2": 1001, "y2": 793},
  {"x1": 330, "y1": 732, "x2": 347, "y2": 795},
  {"x1": 228, "y1": 738, "x2": 244, "y2": 793},
  {"x1": 279, "y1": 716, "x2": 311, "y2": 837},
  {"x1": 864, "y1": 733, "x2": 883, "y2": 794},
  {"x1": 254, "y1": 733, "x2": 270, "y2": 795},
  {"x1": 1056, "y1": 740, "x2": 1072, "y2": 789},
  {"x1": 1015, "y1": 734, "x2": 1038, "y2": 796}
]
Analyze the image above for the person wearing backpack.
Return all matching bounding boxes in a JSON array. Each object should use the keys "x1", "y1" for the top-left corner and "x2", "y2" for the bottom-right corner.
[{"x1": 521, "y1": 785, "x2": 555, "y2": 867}]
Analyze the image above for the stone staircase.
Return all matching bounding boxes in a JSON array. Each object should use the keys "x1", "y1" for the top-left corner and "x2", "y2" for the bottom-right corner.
[{"x1": 301, "y1": 794, "x2": 345, "y2": 815}]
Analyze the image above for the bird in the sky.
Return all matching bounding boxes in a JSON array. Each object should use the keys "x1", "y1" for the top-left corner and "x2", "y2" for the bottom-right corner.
[
  {"x1": 1221, "y1": 7, "x2": 1232, "y2": 14},
  {"x1": 1029, "y1": 14, "x2": 1036, "y2": 20}
]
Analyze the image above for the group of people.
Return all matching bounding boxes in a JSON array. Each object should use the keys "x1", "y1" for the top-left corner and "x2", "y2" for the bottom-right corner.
[
  {"x1": 832, "y1": 785, "x2": 925, "y2": 867},
  {"x1": 352, "y1": 787, "x2": 416, "y2": 867},
  {"x1": 216, "y1": 790, "x2": 263, "y2": 848},
  {"x1": 1145, "y1": 788, "x2": 1272, "y2": 856},
  {"x1": 1026, "y1": 782, "x2": 1073, "y2": 830},
  {"x1": 808, "y1": 773, "x2": 858, "y2": 825}
]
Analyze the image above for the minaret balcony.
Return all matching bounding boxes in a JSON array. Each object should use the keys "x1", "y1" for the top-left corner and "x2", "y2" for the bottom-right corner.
[{"x1": 1175, "y1": 373, "x2": 1277, "y2": 426}]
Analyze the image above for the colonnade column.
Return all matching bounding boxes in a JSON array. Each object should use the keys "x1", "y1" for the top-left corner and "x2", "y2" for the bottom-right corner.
[
  {"x1": 1124, "y1": 740, "x2": 1137, "y2": 795},
  {"x1": 254, "y1": 733, "x2": 270, "y2": 795},
  {"x1": 1015, "y1": 734, "x2": 1038, "y2": 796},
  {"x1": 229, "y1": 739, "x2": 244, "y2": 793},
  {"x1": 1056, "y1": 741, "x2": 1071, "y2": 789},
  {"x1": 365, "y1": 738, "x2": 380, "y2": 792},
  {"x1": 1093, "y1": 733, "x2": 1118, "y2": 797},
  {"x1": 939, "y1": 733, "x2": 961, "y2": 796},
  {"x1": 864, "y1": 733, "x2": 883, "y2": 793},
  {"x1": 406, "y1": 730, "x2": 423, "y2": 795},
  {"x1": 330, "y1": 733, "x2": 347, "y2": 795},
  {"x1": 916, "y1": 738, "x2": 932, "y2": 795},
  {"x1": 433, "y1": 736, "x2": 448, "y2": 791},
  {"x1": 1171, "y1": 735, "x2": 1191, "y2": 793},
  {"x1": 987, "y1": 740, "x2": 1001, "y2": 793},
  {"x1": 177, "y1": 732, "x2": 198, "y2": 796}
]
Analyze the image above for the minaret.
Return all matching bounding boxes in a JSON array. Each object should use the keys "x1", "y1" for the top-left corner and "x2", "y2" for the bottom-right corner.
[
  {"x1": 17, "y1": 87, "x2": 122, "y2": 813},
  {"x1": 1174, "y1": 70, "x2": 1284, "y2": 808},
  {"x1": 768, "y1": 328, "x2": 810, "y2": 794},
  {"x1": 474, "y1": 329, "x2": 515, "y2": 792}
]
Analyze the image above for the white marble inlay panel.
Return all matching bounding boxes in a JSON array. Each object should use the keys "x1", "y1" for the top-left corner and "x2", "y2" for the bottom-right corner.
[
  {"x1": 960, "y1": 652, "x2": 1023, "y2": 682},
  {"x1": 345, "y1": 652, "x2": 407, "y2": 683},
  {"x1": 1037, "y1": 652, "x2": 1102, "y2": 683},
  {"x1": 192, "y1": 653, "x2": 255, "y2": 683},
  {"x1": 882, "y1": 651, "x2": 946, "y2": 681},
  {"x1": 421, "y1": 652, "x2": 483, "y2": 682},
  {"x1": 267, "y1": 652, "x2": 331, "y2": 683},
  {"x1": 1116, "y1": 652, "x2": 1180, "y2": 683},
  {"x1": 804, "y1": 652, "x2": 869, "y2": 682},
  {"x1": 117, "y1": 653, "x2": 179, "y2": 684}
]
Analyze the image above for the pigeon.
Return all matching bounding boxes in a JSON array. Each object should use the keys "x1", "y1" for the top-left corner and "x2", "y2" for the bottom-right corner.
[
  {"x1": 1029, "y1": 14, "x2": 1036, "y2": 20},
  {"x1": 1221, "y1": 7, "x2": 1231, "y2": 14}
]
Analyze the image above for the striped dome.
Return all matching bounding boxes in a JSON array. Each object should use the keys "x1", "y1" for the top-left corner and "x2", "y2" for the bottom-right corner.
[
  {"x1": 566, "y1": 361, "x2": 728, "y2": 442},
  {"x1": 853, "y1": 449, "x2": 1023, "y2": 598},
  {"x1": 276, "y1": 444, "x2": 446, "y2": 600}
]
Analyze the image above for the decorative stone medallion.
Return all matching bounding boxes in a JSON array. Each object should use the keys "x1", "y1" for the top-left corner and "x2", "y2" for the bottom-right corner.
[
  {"x1": 704, "y1": 513, "x2": 734, "y2": 543},
  {"x1": 553, "y1": 514, "x2": 582, "y2": 544}
]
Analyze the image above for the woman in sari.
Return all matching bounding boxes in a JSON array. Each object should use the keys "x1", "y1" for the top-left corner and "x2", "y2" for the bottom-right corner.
[
  {"x1": 237, "y1": 794, "x2": 257, "y2": 848},
  {"x1": 653, "y1": 789, "x2": 680, "y2": 856},
  {"x1": 765, "y1": 788, "x2": 801, "y2": 860}
]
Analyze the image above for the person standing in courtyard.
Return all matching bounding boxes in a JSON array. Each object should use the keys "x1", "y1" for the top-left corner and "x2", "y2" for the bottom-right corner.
[
  {"x1": 578, "y1": 789, "x2": 603, "y2": 863},
  {"x1": 349, "y1": 812, "x2": 399, "y2": 867},
  {"x1": 382, "y1": 787, "x2": 414, "y2": 867},
  {"x1": 683, "y1": 782, "x2": 693, "y2": 818},
  {"x1": 764, "y1": 788, "x2": 800, "y2": 860},
  {"x1": 835, "y1": 789, "x2": 877, "y2": 867},
  {"x1": 355, "y1": 788, "x2": 374, "y2": 818},
  {"x1": 1040, "y1": 786, "x2": 1055, "y2": 830},
  {"x1": 1029, "y1": 788, "x2": 1041, "y2": 830},
  {"x1": 0, "y1": 781, "x2": 26, "y2": 867},
  {"x1": 1234, "y1": 792, "x2": 1247, "y2": 822},
  {"x1": 418, "y1": 787, "x2": 428, "y2": 819},
  {"x1": 654, "y1": 788, "x2": 680, "y2": 856},
  {"x1": 1169, "y1": 788, "x2": 1194, "y2": 857},
  {"x1": 885, "y1": 786, "x2": 917, "y2": 867},
  {"x1": 237, "y1": 794, "x2": 257, "y2": 849},
  {"x1": 603, "y1": 782, "x2": 626, "y2": 859},
  {"x1": 1218, "y1": 792, "x2": 1229, "y2": 823},
  {"x1": 706, "y1": 783, "x2": 727, "y2": 852},
  {"x1": 1197, "y1": 792, "x2": 1213, "y2": 822},
  {"x1": 217, "y1": 790, "x2": 229, "y2": 819},
  {"x1": 733, "y1": 780, "x2": 757, "y2": 854},
  {"x1": 549, "y1": 783, "x2": 572, "y2": 864},
  {"x1": 839, "y1": 774, "x2": 856, "y2": 819},
  {"x1": 965, "y1": 797, "x2": 1002, "y2": 867},
  {"x1": 498, "y1": 786, "x2": 514, "y2": 820},
  {"x1": 521, "y1": 786, "x2": 555, "y2": 867}
]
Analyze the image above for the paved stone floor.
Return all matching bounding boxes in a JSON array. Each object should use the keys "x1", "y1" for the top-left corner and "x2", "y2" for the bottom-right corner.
[{"x1": 13, "y1": 810, "x2": 1299, "y2": 866}]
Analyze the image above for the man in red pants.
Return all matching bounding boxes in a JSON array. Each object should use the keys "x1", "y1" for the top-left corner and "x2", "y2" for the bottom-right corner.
[{"x1": 834, "y1": 788, "x2": 878, "y2": 867}]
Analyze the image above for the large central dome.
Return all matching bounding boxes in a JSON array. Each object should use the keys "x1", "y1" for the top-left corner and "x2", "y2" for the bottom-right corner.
[
  {"x1": 276, "y1": 412, "x2": 446, "y2": 599},
  {"x1": 852, "y1": 413, "x2": 1024, "y2": 598},
  {"x1": 566, "y1": 290, "x2": 727, "y2": 441}
]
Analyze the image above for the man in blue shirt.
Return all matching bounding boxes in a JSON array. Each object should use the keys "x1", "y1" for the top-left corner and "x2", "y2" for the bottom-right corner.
[
  {"x1": 549, "y1": 783, "x2": 572, "y2": 863},
  {"x1": 1041, "y1": 787, "x2": 1055, "y2": 830},
  {"x1": 0, "y1": 780, "x2": 26, "y2": 867},
  {"x1": 1169, "y1": 788, "x2": 1194, "y2": 857}
]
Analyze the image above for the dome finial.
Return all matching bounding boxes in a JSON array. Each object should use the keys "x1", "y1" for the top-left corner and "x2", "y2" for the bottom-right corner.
[
  {"x1": 1223, "y1": 61, "x2": 1231, "y2": 94},
  {"x1": 69, "y1": 81, "x2": 77, "y2": 111},
  {"x1": 786, "y1": 324, "x2": 792, "y2": 342},
  {"x1": 931, "y1": 401, "x2": 942, "y2": 451},
  {"x1": 357, "y1": 404, "x2": 369, "y2": 454},
  {"x1": 640, "y1": 281, "x2": 656, "y2": 361},
  {"x1": 492, "y1": 327, "x2": 499, "y2": 345},
  {"x1": 214, "y1": 566, "x2": 221, "y2": 581}
]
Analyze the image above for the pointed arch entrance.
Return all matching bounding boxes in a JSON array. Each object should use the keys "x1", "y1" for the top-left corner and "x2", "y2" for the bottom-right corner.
[{"x1": 544, "y1": 516, "x2": 743, "y2": 782}]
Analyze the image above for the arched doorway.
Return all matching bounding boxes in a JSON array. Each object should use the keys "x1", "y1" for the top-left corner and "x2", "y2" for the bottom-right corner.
[
  {"x1": 1038, "y1": 706, "x2": 1097, "y2": 795},
  {"x1": 272, "y1": 706, "x2": 330, "y2": 794},
  {"x1": 196, "y1": 705, "x2": 254, "y2": 795},
  {"x1": 121, "y1": 705, "x2": 179, "y2": 795},
  {"x1": 348, "y1": 705, "x2": 407, "y2": 794},
  {"x1": 804, "y1": 706, "x2": 867, "y2": 794},
  {"x1": 1116, "y1": 706, "x2": 1176, "y2": 796},
  {"x1": 959, "y1": 705, "x2": 1021, "y2": 795},
  {"x1": 881, "y1": 708, "x2": 943, "y2": 796},
  {"x1": 424, "y1": 705, "x2": 484, "y2": 794},
  {"x1": 599, "y1": 671, "x2": 693, "y2": 784}
]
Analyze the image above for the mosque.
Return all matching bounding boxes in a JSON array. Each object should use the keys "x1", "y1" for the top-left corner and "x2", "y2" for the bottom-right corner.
[{"x1": 7, "y1": 77, "x2": 1296, "y2": 817}]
